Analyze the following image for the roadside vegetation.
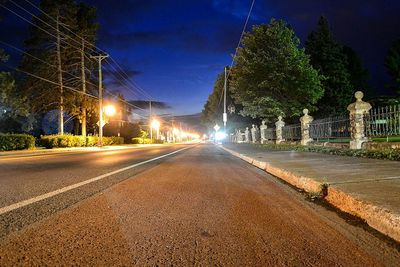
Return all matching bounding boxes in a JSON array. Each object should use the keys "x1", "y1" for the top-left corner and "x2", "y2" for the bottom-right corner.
[
  {"x1": 0, "y1": 133, "x2": 35, "y2": 151},
  {"x1": 257, "y1": 143, "x2": 400, "y2": 161}
]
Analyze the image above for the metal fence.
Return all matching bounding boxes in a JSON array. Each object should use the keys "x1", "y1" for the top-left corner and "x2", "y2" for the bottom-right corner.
[
  {"x1": 365, "y1": 104, "x2": 400, "y2": 138},
  {"x1": 282, "y1": 124, "x2": 301, "y2": 141},
  {"x1": 234, "y1": 104, "x2": 400, "y2": 144},
  {"x1": 309, "y1": 116, "x2": 351, "y2": 141},
  {"x1": 264, "y1": 128, "x2": 276, "y2": 140}
]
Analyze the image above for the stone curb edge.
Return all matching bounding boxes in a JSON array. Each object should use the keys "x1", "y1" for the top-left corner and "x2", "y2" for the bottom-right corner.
[{"x1": 220, "y1": 145, "x2": 400, "y2": 243}]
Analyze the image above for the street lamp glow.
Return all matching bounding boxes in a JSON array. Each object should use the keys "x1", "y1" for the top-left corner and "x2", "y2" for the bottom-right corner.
[
  {"x1": 215, "y1": 131, "x2": 227, "y2": 141},
  {"x1": 104, "y1": 105, "x2": 116, "y2": 117},
  {"x1": 151, "y1": 119, "x2": 160, "y2": 129}
]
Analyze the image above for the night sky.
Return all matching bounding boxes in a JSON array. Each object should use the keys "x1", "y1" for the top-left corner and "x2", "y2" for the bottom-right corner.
[{"x1": 1, "y1": 0, "x2": 400, "y2": 116}]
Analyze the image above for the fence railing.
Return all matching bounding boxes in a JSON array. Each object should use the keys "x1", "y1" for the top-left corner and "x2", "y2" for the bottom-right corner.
[
  {"x1": 234, "y1": 104, "x2": 400, "y2": 144},
  {"x1": 282, "y1": 124, "x2": 301, "y2": 141},
  {"x1": 309, "y1": 116, "x2": 351, "y2": 141},
  {"x1": 265, "y1": 128, "x2": 276, "y2": 140},
  {"x1": 365, "y1": 104, "x2": 400, "y2": 138}
]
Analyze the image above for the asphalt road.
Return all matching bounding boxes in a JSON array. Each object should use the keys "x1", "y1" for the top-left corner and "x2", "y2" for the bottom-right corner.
[{"x1": 1, "y1": 144, "x2": 399, "y2": 266}]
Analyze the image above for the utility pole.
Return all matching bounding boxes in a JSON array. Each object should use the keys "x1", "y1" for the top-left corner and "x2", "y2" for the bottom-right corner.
[
  {"x1": 56, "y1": 15, "x2": 64, "y2": 135},
  {"x1": 149, "y1": 100, "x2": 152, "y2": 140},
  {"x1": 90, "y1": 53, "x2": 109, "y2": 146},
  {"x1": 223, "y1": 67, "x2": 227, "y2": 131},
  {"x1": 80, "y1": 37, "x2": 87, "y2": 137},
  {"x1": 171, "y1": 116, "x2": 175, "y2": 143}
]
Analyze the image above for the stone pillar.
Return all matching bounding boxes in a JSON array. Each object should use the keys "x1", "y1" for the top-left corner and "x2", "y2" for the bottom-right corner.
[
  {"x1": 347, "y1": 91, "x2": 372, "y2": 149},
  {"x1": 275, "y1": 116, "x2": 285, "y2": 144},
  {"x1": 244, "y1": 127, "x2": 250, "y2": 143},
  {"x1": 260, "y1": 120, "x2": 267, "y2": 144},
  {"x1": 251, "y1": 124, "x2": 257, "y2": 143},
  {"x1": 300, "y1": 109, "x2": 313, "y2": 146}
]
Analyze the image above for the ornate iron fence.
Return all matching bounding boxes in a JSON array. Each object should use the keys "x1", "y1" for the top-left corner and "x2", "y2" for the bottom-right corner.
[
  {"x1": 365, "y1": 104, "x2": 400, "y2": 138},
  {"x1": 309, "y1": 116, "x2": 351, "y2": 141},
  {"x1": 282, "y1": 124, "x2": 301, "y2": 141},
  {"x1": 264, "y1": 128, "x2": 276, "y2": 140}
]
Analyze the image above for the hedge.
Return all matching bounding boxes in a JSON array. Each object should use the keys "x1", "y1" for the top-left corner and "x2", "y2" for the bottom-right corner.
[
  {"x1": 40, "y1": 135, "x2": 124, "y2": 148},
  {"x1": 0, "y1": 133, "x2": 36, "y2": 151},
  {"x1": 132, "y1": 137, "x2": 153, "y2": 144},
  {"x1": 257, "y1": 143, "x2": 400, "y2": 161}
]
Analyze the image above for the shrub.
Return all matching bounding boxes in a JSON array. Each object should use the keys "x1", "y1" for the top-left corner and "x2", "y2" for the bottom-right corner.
[
  {"x1": 257, "y1": 143, "x2": 400, "y2": 161},
  {"x1": 40, "y1": 134, "x2": 86, "y2": 148},
  {"x1": 86, "y1": 136, "x2": 99, "y2": 147},
  {"x1": 40, "y1": 135, "x2": 123, "y2": 148},
  {"x1": 131, "y1": 137, "x2": 153, "y2": 144},
  {"x1": 102, "y1": 136, "x2": 124, "y2": 145},
  {"x1": 0, "y1": 133, "x2": 36, "y2": 151}
]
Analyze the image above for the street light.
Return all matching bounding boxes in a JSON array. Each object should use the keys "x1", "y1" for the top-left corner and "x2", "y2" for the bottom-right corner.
[
  {"x1": 151, "y1": 119, "x2": 161, "y2": 140},
  {"x1": 104, "y1": 105, "x2": 116, "y2": 117}
]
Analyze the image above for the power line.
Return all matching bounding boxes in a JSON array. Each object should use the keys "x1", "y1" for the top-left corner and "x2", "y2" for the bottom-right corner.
[
  {"x1": 106, "y1": 57, "x2": 154, "y2": 100},
  {"x1": 0, "y1": 62, "x2": 99, "y2": 99},
  {"x1": 0, "y1": 40, "x2": 98, "y2": 88},
  {"x1": 228, "y1": 0, "x2": 256, "y2": 76},
  {"x1": 2, "y1": 1, "x2": 167, "y2": 124},
  {"x1": 0, "y1": 2, "x2": 85, "y2": 53},
  {"x1": 22, "y1": 0, "x2": 155, "y2": 101},
  {"x1": 218, "y1": 0, "x2": 256, "y2": 109}
]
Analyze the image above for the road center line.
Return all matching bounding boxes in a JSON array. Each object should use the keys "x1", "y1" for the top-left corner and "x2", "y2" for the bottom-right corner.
[{"x1": 0, "y1": 146, "x2": 192, "y2": 216}]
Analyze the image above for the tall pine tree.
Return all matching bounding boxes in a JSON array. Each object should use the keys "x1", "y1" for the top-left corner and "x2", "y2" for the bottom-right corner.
[
  {"x1": 385, "y1": 39, "x2": 400, "y2": 95},
  {"x1": 18, "y1": 0, "x2": 98, "y2": 134},
  {"x1": 305, "y1": 16, "x2": 353, "y2": 117}
]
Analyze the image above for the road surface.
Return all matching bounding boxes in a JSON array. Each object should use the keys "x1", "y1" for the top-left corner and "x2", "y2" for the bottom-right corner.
[{"x1": 0, "y1": 144, "x2": 399, "y2": 266}]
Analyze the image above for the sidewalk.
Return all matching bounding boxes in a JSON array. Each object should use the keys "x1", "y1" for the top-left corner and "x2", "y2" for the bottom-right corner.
[{"x1": 221, "y1": 143, "x2": 400, "y2": 243}]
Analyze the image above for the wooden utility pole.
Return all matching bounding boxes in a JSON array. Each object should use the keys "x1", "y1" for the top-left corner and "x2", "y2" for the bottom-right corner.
[
  {"x1": 80, "y1": 37, "x2": 87, "y2": 137},
  {"x1": 149, "y1": 100, "x2": 152, "y2": 140},
  {"x1": 56, "y1": 15, "x2": 64, "y2": 135},
  {"x1": 223, "y1": 67, "x2": 227, "y2": 130},
  {"x1": 90, "y1": 53, "x2": 109, "y2": 146}
]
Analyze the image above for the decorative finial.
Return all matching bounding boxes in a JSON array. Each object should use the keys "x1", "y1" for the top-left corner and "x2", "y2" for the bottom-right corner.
[{"x1": 355, "y1": 91, "x2": 364, "y2": 101}]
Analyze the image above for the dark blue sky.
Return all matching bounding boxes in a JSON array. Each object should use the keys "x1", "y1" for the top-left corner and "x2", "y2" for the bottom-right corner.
[{"x1": 1, "y1": 0, "x2": 400, "y2": 116}]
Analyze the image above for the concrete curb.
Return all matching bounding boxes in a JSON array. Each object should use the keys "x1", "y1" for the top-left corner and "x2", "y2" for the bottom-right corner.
[{"x1": 220, "y1": 145, "x2": 400, "y2": 243}]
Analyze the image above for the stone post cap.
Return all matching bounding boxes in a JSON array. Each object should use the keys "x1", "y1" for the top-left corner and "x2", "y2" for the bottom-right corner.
[
  {"x1": 347, "y1": 90, "x2": 372, "y2": 112},
  {"x1": 355, "y1": 91, "x2": 364, "y2": 101},
  {"x1": 303, "y1": 109, "x2": 309, "y2": 115}
]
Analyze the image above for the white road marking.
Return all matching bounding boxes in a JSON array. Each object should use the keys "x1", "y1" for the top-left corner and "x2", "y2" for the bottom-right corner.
[{"x1": 0, "y1": 146, "x2": 192, "y2": 215}]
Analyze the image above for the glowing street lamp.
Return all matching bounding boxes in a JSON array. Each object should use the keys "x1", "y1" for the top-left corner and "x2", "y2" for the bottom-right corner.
[
  {"x1": 150, "y1": 119, "x2": 161, "y2": 140},
  {"x1": 104, "y1": 105, "x2": 116, "y2": 117}
]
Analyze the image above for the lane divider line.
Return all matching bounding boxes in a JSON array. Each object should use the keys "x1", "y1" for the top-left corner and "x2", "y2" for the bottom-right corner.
[{"x1": 0, "y1": 146, "x2": 192, "y2": 216}]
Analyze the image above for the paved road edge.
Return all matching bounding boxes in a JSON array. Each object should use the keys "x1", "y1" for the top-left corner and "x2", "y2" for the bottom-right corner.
[{"x1": 220, "y1": 145, "x2": 400, "y2": 243}]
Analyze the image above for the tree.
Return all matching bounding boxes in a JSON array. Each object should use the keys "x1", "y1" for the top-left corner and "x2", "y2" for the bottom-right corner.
[
  {"x1": 201, "y1": 70, "x2": 225, "y2": 129},
  {"x1": 18, "y1": 0, "x2": 99, "y2": 134},
  {"x1": 342, "y1": 46, "x2": 369, "y2": 94},
  {"x1": 385, "y1": 39, "x2": 400, "y2": 94},
  {"x1": 201, "y1": 68, "x2": 253, "y2": 132},
  {"x1": 0, "y1": 51, "x2": 31, "y2": 133},
  {"x1": 230, "y1": 19, "x2": 323, "y2": 122},
  {"x1": 305, "y1": 16, "x2": 353, "y2": 117}
]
